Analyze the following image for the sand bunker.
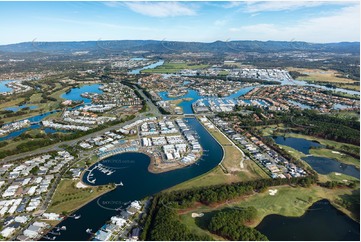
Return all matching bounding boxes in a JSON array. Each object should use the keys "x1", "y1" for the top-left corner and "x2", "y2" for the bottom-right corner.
[
  {"x1": 191, "y1": 213, "x2": 204, "y2": 218},
  {"x1": 76, "y1": 181, "x2": 88, "y2": 188},
  {"x1": 269, "y1": 189, "x2": 278, "y2": 196}
]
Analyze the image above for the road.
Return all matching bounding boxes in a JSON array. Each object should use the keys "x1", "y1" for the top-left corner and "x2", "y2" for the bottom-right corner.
[{"x1": 132, "y1": 85, "x2": 161, "y2": 117}]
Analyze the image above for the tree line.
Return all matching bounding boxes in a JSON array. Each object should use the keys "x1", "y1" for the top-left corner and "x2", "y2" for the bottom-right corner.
[{"x1": 141, "y1": 176, "x2": 317, "y2": 241}]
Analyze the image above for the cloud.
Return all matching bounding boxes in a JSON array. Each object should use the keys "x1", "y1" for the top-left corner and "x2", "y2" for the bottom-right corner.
[
  {"x1": 123, "y1": 1, "x2": 197, "y2": 17},
  {"x1": 223, "y1": 1, "x2": 243, "y2": 9},
  {"x1": 243, "y1": 1, "x2": 357, "y2": 13},
  {"x1": 229, "y1": 5, "x2": 360, "y2": 42}
]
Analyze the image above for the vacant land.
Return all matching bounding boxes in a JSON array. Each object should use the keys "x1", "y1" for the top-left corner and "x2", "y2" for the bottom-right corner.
[
  {"x1": 287, "y1": 67, "x2": 359, "y2": 91},
  {"x1": 141, "y1": 62, "x2": 209, "y2": 74},
  {"x1": 46, "y1": 179, "x2": 114, "y2": 214}
]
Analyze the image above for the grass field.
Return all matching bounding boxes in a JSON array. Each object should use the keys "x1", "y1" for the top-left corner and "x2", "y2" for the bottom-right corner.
[
  {"x1": 47, "y1": 179, "x2": 114, "y2": 214},
  {"x1": 141, "y1": 62, "x2": 209, "y2": 74},
  {"x1": 179, "y1": 212, "x2": 225, "y2": 240},
  {"x1": 218, "y1": 70, "x2": 229, "y2": 76},
  {"x1": 256, "y1": 124, "x2": 287, "y2": 136},
  {"x1": 0, "y1": 139, "x2": 29, "y2": 152},
  {"x1": 284, "y1": 132, "x2": 359, "y2": 152},
  {"x1": 310, "y1": 148, "x2": 359, "y2": 168},
  {"x1": 330, "y1": 111, "x2": 360, "y2": 121},
  {"x1": 288, "y1": 68, "x2": 355, "y2": 83},
  {"x1": 0, "y1": 97, "x2": 25, "y2": 109},
  {"x1": 318, "y1": 172, "x2": 359, "y2": 183},
  {"x1": 287, "y1": 68, "x2": 359, "y2": 91},
  {"x1": 177, "y1": 184, "x2": 359, "y2": 234}
]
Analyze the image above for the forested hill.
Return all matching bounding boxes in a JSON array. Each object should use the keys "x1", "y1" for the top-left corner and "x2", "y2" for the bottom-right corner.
[{"x1": 0, "y1": 40, "x2": 359, "y2": 54}]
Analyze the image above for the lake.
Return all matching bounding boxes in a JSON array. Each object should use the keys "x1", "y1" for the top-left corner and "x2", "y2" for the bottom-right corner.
[
  {"x1": 272, "y1": 136, "x2": 323, "y2": 154},
  {"x1": 0, "y1": 80, "x2": 14, "y2": 93},
  {"x1": 303, "y1": 156, "x2": 360, "y2": 179},
  {"x1": 272, "y1": 136, "x2": 359, "y2": 179},
  {"x1": 61, "y1": 84, "x2": 103, "y2": 103},
  {"x1": 256, "y1": 199, "x2": 360, "y2": 241}
]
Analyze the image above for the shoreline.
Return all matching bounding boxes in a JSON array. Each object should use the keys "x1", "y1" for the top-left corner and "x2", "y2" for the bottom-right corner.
[
  {"x1": 276, "y1": 132, "x2": 360, "y2": 169},
  {"x1": 42, "y1": 180, "x2": 116, "y2": 232}
]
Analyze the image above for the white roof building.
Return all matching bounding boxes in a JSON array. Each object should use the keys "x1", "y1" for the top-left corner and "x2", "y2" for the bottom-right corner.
[{"x1": 0, "y1": 227, "x2": 15, "y2": 238}]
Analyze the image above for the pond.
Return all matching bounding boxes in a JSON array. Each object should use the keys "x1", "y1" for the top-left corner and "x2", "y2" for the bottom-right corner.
[
  {"x1": 272, "y1": 136, "x2": 359, "y2": 179},
  {"x1": 0, "y1": 80, "x2": 14, "y2": 93},
  {"x1": 303, "y1": 156, "x2": 360, "y2": 179},
  {"x1": 256, "y1": 199, "x2": 360, "y2": 241},
  {"x1": 272, "y1": 136, "x2": 323, "y2": 154}
]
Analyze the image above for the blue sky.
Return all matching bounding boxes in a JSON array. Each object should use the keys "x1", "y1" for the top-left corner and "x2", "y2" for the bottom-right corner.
[{"x1": 0, "y1": 1, "x2": 359, "y2": 44}]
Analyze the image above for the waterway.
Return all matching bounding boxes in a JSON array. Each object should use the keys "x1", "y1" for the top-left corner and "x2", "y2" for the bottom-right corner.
[
  {"x1": 272, "y1": 136, "x2": 359, "y2": 179},
  {"x1": 0, "y1": 80, "x2": 14, "y2": 93},
  {"x1": 159, "y1": 86, "x2": 255, "y2": 114},
  {"x1": 44, "y1": 118, "x2": 224, "y2": 240},
  {"x1": 128, "y1": 60, "x2": 165, "y2": 74},
  {"x1": 0, "y1": 111, "x2": 61, "y2": 141},
  {"x1": 256, "y1": 199, "x2": 360, "y2": 241},
  {"x1": 281, "y1": 78, "x2": 360, "y2": 96}
]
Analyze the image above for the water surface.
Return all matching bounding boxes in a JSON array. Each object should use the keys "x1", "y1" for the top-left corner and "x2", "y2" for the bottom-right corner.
[{"x1": 256, "y1": 199, "x2": 360, "y2": 241}]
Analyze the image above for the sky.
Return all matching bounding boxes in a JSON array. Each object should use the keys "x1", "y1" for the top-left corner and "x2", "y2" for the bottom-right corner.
[{"x1": 0, "y1": 1, "x2": 359, "y2": 45}]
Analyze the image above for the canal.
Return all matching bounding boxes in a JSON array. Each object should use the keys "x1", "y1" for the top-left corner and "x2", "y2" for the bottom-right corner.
[
  {"x1": 159, "y1": 86, "x2": 255, "y2": 114},
  {"x1": 46, "y1": 118, "x2": 224, "y2": 240}
]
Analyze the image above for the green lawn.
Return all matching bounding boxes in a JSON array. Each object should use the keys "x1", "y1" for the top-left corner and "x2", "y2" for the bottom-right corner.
[
  {"x1": 218, "y1": 70, "x2": 229, "y2": 76},
  {"x1": 284, "y1": 133, "x2": 359, "y2": 151},
  {"x1": 179, "y1": 212, "x2": 225, "y2": 241},
  {"x1": 318, "y1": 172, "x2": 359, "y2": 183},
  {"x1": 177, "y1": 184, "x2": 359, "y2": 230},
  {"x1": 47, "y1": 179, "x2": 114, "y2": 214},
  {"x1": 141, "y1": 62, "x2": 209, "y2": 74},
  {"x1": 310, "y1": 148, "x2": 359, "y2": 168}
]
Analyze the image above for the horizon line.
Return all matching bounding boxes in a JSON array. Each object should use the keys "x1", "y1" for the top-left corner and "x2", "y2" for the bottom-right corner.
[{"x1": 1, "y1": 39, "x2": 360, "y2": 46}]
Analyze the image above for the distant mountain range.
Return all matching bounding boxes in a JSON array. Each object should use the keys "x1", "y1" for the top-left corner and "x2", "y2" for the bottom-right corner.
[{"x1": 0, "y1": 40, "x2": 359, "y2": 54}]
